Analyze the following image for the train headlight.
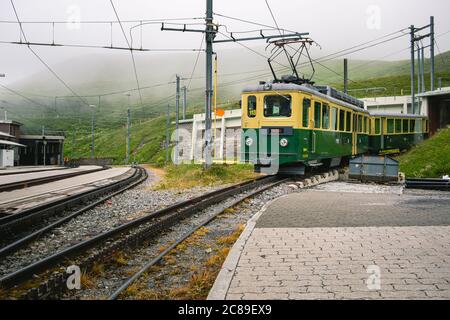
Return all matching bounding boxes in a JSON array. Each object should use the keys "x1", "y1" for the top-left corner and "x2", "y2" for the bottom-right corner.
[
  {"x1": 280, "y1": 138, "x2": 289, "y2": 147},
  {"x1": 245, "y1": 137, "x2": 254, "y2": 147}
]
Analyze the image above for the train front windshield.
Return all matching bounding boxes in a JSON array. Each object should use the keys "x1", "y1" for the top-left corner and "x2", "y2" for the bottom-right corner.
[{"x1": 263, "y1": 95, "x2": 292, "y2": 118}]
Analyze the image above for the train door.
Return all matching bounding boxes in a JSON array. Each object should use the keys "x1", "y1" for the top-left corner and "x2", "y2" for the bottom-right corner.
[
  {"x1": 352, "y1": 113, "x2": 358, "y2": 155},
  {"x1": 302, "y1": 96, "x2": 314, "y2": 156}
]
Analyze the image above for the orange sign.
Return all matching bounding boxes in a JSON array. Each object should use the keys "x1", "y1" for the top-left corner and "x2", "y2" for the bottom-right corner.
[{"x1": 216, "y1": 109, "x2": 225, "y2": 117}]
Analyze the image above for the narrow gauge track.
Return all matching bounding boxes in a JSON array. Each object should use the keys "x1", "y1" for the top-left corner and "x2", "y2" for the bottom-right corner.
[
  {"x1": 0, "y1": 166, "x2": 106, "y2": 192},
  {"x1": 0, "y1": 167, "x2": 147, "y2": 251},
  {"x1": 0, "y1": 175, "x2": 288, "y2": 297},
  {"x1": 405, "y1": 178, "x2": 450, "y2": 191},
  {"x1": 108, "y1": 175, "x2": 290, "y2": 300}
]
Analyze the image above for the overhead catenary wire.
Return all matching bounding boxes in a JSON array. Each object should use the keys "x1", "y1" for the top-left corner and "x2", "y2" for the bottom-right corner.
[
  {"x1": 109, "y1": 0, "x2": 144, "y2": 107},
  {"x1": 9, "y1": 0, "x2": 90, "y2": 107},
  {"x1": 187, "y1": 35, "x2": 205, "y2": 90}
]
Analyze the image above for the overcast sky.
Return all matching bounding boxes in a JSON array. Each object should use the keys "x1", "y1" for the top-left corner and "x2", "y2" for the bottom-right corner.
[{"x1": 0, "y1": 0, "x2": 449, "y2": 85}]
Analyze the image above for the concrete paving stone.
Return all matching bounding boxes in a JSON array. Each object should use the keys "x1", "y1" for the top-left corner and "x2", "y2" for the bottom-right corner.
[
  {"x1": 209, "y1": 185, "x2": 450, "y2": 300},
  {"x1": 334, "y1": 292, "x2": 383, "y2": 300},
  {"x1": 255, "y1": 191, "x2": 450, "y2": 229},
  {"x1": 281, "y1": 280, "x2": 323, "y2": 287},
  {"x1": 264, "y1": 286, "x2": 308, "y2": 294},
  {"x1": 379, "y1": 291, "x2": 428, "y2": 299},
  {"x1": 435, "y1": 284, "x2": 450, "y2": 290},
  {"x1": 393, "y1": 284, "x2": 438, "y2": 291},
  {"x1": 306, "y1": 286, "x2": 330, "y2": 293},
  {"x1": 228, "y1": 287, "x2": 265, "y2": 294},
  {"x1": 288, "y1": 293, "x2": 336, "y2": 300},
  {"x1": 418, "y1": 278, "x2": 450, "y2": 285},
  {"x1": 425, "y1": 290, "x2": 450, "y2": 298},
  {"x1": 226, "y1": 294, "x2": 243, "y2": 300},
  {"x1": 242, "y1": 293, "x2": 289, "y2": 300}
]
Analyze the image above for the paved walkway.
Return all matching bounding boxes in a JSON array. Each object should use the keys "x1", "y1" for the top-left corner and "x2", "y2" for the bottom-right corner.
[{"x1": 208, "y1": 183, "x2": 450, "y2": 300}]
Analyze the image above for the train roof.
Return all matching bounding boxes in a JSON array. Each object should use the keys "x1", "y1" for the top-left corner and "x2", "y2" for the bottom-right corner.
[
  {"x1": 242, "y1": 82, "x2": 369, "y2": 114},
  {"x1": 369, "y1": 112, "x2": 428, "y2": 119}
]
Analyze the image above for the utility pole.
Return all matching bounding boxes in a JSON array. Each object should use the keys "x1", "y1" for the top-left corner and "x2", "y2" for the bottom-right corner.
[
  {"x1": 430, "y1": 16, "x2": 435, "y2": 91},
  {"x1": 161, "y1": 0, "x2": 307, "y2": 168},
  {"x1": 125, "y1": 93, "x2": 131, "y2": 165},
  {"x1": 410, "y1": 16, "x2": 436, "y2": 114},
  {"x1": 204, "y1": 0, "x2": 214, "y2": 168},
  {"x1": 410, "y1": 25, "x2": 416, "y2": 114},
  {"x1": 182, "y1": 86, "x2": 187, "y2": 120},
  {"x1": 42, "y1": 126, "x2": 46, "y2": 166},
  {"x1": 166, "y1": 104, "x2": 170, "y2": 165},
  {"x1": 417, "y1": 44, "x2": 421, "y2": 94},
  {"x1": 421, "y1": 46, "x2": 425, "y2": 93},
  {"x1": 175, "y1": 75, "x2": 181, "y2": 165},
  {"x1": 89, "y1": 105, "x2": 96, "y2": 159},
  {"x1": 344, "y1": 58, "x2": 348, "y2": 94},
  {"x1": 126, "y1": 108, "x2": 131, "y2": 165}
]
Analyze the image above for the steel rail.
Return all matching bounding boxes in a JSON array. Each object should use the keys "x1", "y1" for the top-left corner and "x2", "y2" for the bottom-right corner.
[
  {"x1": 0, "y1": 175, "x2": 278, "y2": 289},
  {"x1": 0, "y1": 167, "x2": 147, "y2": 258},
  {"x1": 0, "y1": 166, "x2": 106, "y2": 192},
  {"x1": 108, "y1": 176, "x2": 289, "y2": 300},
  {"x1": 405, "y1": 178, "x2": 449, "y2": 191}
]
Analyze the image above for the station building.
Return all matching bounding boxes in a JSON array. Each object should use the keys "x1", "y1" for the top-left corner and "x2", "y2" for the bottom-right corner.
[
  {"x1": 364, "y1": 87, "x2": 450, "y2": 135},
  {"x1": 0, "y1": 119, "x2": 65, "y2": 168}
]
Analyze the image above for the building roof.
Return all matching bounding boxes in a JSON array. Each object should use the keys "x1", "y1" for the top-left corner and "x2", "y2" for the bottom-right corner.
[
  {"x1": 20, "y1": 135, "x2": 65, "y2": 141},
  {"x1": 0, "y1": 131, "x2": 14, "y2": 138},
  {"x1": 0, "y1": 119, "x2": 23, "y2": 126},
  {"x1": 417, "y1": 87, "x2": 450, "y2": 98},
  {"x1": 369, "y1": 112, "x2": 427, "y2": 119},
  {"x1": 0, "y1": 139, "x2": 26, "y2": 147}
]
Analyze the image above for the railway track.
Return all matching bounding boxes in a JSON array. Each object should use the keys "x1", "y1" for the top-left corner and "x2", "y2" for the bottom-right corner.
[
  {"x1": 0, "y1": 166, "x2": 106, "y2": 192},
  {"x1": 0, "y1": 174, "x2": 289, "y2": 299},
  {"x1": 0, "y1": 167, "x2": 147, "y2": 258},
  {"x1": 405, "y1": 178, "x2": 450, "y2": 191}
]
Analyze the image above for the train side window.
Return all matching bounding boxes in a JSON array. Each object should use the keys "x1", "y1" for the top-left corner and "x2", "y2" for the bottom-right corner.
[
  {"x1": 403, "y1": 119, "x2": 409, "y2": 133},
  {"x1": 331, "y1": 107, "x2": 338, "y2": 131},
  {"x1": 387, "y1": 119, "x2": 394, "y2": 134},
  {"x1": 395, "y1": 119, "x2": 402, "y2": 134},
  {"x1": 375, "y1": 118, "x2": 381, "y2": 135},
  {"x1": 264, "y1": 95, "x2": 292, "y2": 118},
  {"x1": 322, "y1": 104, "x2": 330, "y2": 129},
  {"x1": 302, "y1": 98, "x2": 311, "y2": 128},
  {"x1": 346, "y1": 112, "x2": 352, "y2": 132},
  {"x1": 364, "y1": 116, "x2": 368, "y2": 134},
  {"x1": 314, "y1": 102, "x2": 322, "y2": 129},
  {"x1": 415, "y1": 119, "x2": 422, "y2": 133},
  {"x1": 339, "y1": 110, "x2": 345, "y2": 131},
  {"x1": 410, "y1": 119, "x2": 415, "y2": 133},
  {"x1": 357, "y1": 115, "x2": 363, "y2": 133},
  {"x1": 247, "y1": 96, "x2": 257, "y2": 118}
]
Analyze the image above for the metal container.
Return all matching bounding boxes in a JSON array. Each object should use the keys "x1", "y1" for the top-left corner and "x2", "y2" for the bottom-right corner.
[{"x1": 349, "y1": 155, "x2": 399, "y2": 182}]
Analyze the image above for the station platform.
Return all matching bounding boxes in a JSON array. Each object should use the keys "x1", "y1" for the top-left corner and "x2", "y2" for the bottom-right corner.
[
  {"x1": 0, "y1": 167, "x2": 134, "y2": 214},
  {"x1": 209, "y1": 182, "x2": 450, "y2": 300},
  {"x1": 0, "y1": 166, "x2": 66, "y2": 176},
  {"x1": 0, "y1": 165, "x2": 102, "y2": 186}
]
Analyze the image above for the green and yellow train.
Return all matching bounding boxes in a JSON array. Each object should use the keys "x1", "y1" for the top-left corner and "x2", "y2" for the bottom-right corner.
[{"x1": 241, "y1": 82, "x2": 428, "y2": 174}]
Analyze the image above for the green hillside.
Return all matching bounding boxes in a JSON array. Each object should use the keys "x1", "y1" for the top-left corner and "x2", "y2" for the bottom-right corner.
[{"x1": 397, "y1": 126, "x2": 450, "y2": 178}]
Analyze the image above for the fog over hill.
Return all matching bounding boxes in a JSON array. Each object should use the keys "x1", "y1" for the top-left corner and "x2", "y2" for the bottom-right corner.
[{"x1": 1, "y1": 46, "x2": 449, "y2": 129}]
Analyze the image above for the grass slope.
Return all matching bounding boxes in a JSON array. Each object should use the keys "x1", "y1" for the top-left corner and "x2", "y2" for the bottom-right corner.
[
  {"x1": 397, "y1": 126, "x2": 450, "y2": 178},
  {"x1": 155, "y1": 164, "x2": 257, "y2": 190},
  {"x1": 65, "y1": 116, "x2": 169, "y2": 166}
]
